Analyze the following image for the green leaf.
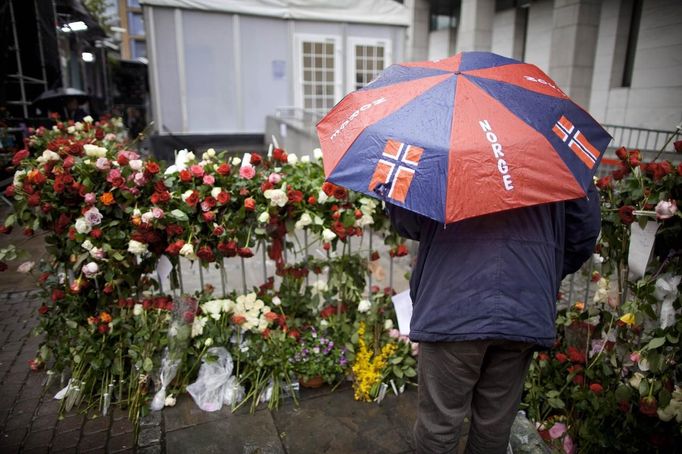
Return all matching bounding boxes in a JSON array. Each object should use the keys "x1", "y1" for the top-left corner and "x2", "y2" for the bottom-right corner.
[
  {"x1": 392, "y1": 366, "x2": 403, "y2": 378},
  {"x1": 548, "y1": 397, "x2": 565, "y2": 409},
  {"x1": 646, "y1": 337, "x2": 666, "y2": 350},
  {"x1": 4, "y1": 214, "x2": 16, "y2": 227},
  {"x1": 169, "y1": 209, "x2": 189, "y2": 221},
  {"x1": 666, "y1": 334, "x2": 679, "y2": 344},
  {"x1": 615, "y1": 385, "x2": 631, "y2": 402},
  {"x1": 404, "y1": 367, "x2": 417, "y2": 378},
  {"x1": 143, "y1": 357, "x2": 154, "y2": 372}
]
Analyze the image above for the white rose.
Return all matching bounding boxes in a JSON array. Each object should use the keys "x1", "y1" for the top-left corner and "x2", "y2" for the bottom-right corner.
[
  {"x1": 141, "y1": 212, "x2": 154, "y2": 224},
  {"x1": 258, "y1": 212, "x2": 270, "y2": 223},
  {"x1": 211, "y1": 187, "x2": 222, "y2": 198},
  {"x1": 129, "y1": 159, "x2": 143, "y2": 171},
  {"x1": 81, "y1": 239, "x2": 94, "y2": 251},
  {"x1": 204, "y1": 338, "x2": 214, "y2": 346},
  {"x1": 17, "y1": 261, "x2": 35, "y2": 273},
  {"x1": 357, "y1": 214, "x2": 374, "y2": 227},
  {"x1": 81, "y1": 262, "x2": 99, "y2": 277},
  {"x1": 202, "y1": 300, "x2": 223, "y2": 320},
  {"x1": 295, "y1": 213, "x2": 313, "y2": 230},
  {"x1": 384, "y1": 319, "x2": 394, "y2": 331},
  {"x1": 83, "y1": 144, "x2": 107, "y2": 157},
  {"x1": 75, "y1": 217, "x2": 92, "y2": 234},
  {"x1": 318, "y1": 190, "x2": 329, "y2": 204},
  {"x1": 272, "y1": 296, "x2": 281, "y2": 306},
  {"x1": 301, "y1": 155, "x2": 310, "y2": 163},
  {"x1": 287, "y1": 153, "x2": 298, "y2": 164},
  {"x1": 75, "y1": 122, "x2": 84, "y2": 131},
  {"x1": 133, "y1": 304, "x2": 143, "y2": 316},
  {"x1": 52, "y1": 125, "x2": 59, "y2": 132},
  {"x1": 164, "y1": 394, "x2": 177, "y2": 407},
  {"x1": 13, "y1": 170, "x2": 26, "y2": 187},
  {"x1": 67, "y1": 126, "x2": 75, "y2": 134},
  {"x1": 264, "y1": 189, "x2": 288, "y2": 207},
  {"x1": 36, "y1": 150, "x2": 60, "y2": 164},
  {"x1": 191, "y1": 316, "x2": 207, "y2": 338},
  {"x1": 179, "y1": 243, "x2": 196, "y2": 260},
  {"x1": 322, "y1": 228, "x2": 336, "y2": 242},
  {"x1": 319, "y1": 319, "x2": 329, "y2": 328},
  {"x1": 231, "y1": 157, "x2": 241, "y2": 166},
  {"x1": 83, "y1": 115, "x2": 94, "y2": 123},
  {"x1": 313, "y1": 148, "x2": 323, "y2": 161},
  {"x1": 128, "y1": 239, "x2": 148, "y2": 256},
  {"x1": 358, "y1": 299, "x2": 372, "y2": 313}
]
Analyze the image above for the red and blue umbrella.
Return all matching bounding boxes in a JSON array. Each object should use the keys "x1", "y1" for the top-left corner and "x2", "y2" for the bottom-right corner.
[{"x1": 316, "y1": 51, "x2": 612, "y2": 224}]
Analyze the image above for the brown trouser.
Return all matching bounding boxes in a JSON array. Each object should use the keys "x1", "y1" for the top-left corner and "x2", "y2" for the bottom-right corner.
[{"x1": 414, "y1": 340, "x2": 534, "y2": 454}]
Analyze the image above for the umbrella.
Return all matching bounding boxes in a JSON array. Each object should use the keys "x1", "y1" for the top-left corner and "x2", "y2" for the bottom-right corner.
[
  {"x1": 33, "y1": 87, "x2": 89, "y2": 105},
  {"x1": 316, "y1": 51, "x2": 612, "y2": 224}
]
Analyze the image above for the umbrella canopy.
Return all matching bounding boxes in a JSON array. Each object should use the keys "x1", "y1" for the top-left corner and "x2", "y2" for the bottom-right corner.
[
  {"x1": 316, "y1": 52, "x2": 612, "y2": 224},
  {"x1": 33, "y1": 87, "x2": 89, "y2": 105}
]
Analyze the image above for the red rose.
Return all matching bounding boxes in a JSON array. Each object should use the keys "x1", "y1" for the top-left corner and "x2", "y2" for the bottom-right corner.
[
  {"x1": 333, "y1": 186, "x2": 347, "y2": 200},
  {"x1": 38, "y1": 305, "x2": 49, "y2": 315},
  {"x1": 321, "y1": 182, "x2": 334, "y2": 196},
  {"x1": 596, "y1": 175, "x2": 611, "y2": 189},
  {"x1": 231, "y1": 315, "x2": 247, "y2": 325},
  {"x1": 237, "y1": 247, "x2": 254, "y2": 258},
  {"x1": 617, "y1": 400, "x2": 630, "y2": 412},
  {"x1": 589, "y1": 383, "x2": 603, "y2": 394},
  {"x1": 611, "y1": 162, "x2": 629, "y2": 180},
  {"x1": 239, "y1": 187, "x2": 250, "y2": 197},
  {"x1": 51, "y1": 288, "x2": 65, "y2": 302},
  {"x1": 12, "y1": 149, "x2": 30, "y2": 165},
  {"x1": 196, "y1": 245, "x2": 215, "y2": 262},
  {"x1": 202, "y1": 196, "x2": 217, "y2": 210},
  {"x1": 537, "y1": 352, "x2": 549, "y2": 362},
  {"x1": 244, "y1": 198, "x2": 256, "y2": 211},
  {"x1": 144, "y1": 161, "x2": 159, "y2": 174},
  {"x1": 615, "y1": 147, "x2": 628, "y2": 161},
  {"x1": 639, "y1": 396, "x2": 658, "y2": 417},
  {"x1": 27, "y1": 193, "x2": 41, "y2": 207},
  {"x1": 322, "y1": 242, "x2": 331, "y2": 251},
  {"x1": 90, "y1": 228, "x2": 102, "y2": 239},
  {"x1": 98, "y1": 324, "x2": 110, "y2": 334},
  {"x1": 117, "y1": 154, "x2": 129, "y2": 166},
  {"x1": 272, "y1": 148, "x2": 287, "y2": 163},
  {"x1": 201, "y1": 211, "x2": 216, "y2": 222},
  {"x1": 628, "y1": 150, "x2": 640, "y2": 167},
  {"x1": 213, "y1": 226, "x2": 225, "y2": 236},
  {"x1": 307, "y1": 196, "x2": 316, "y2": 204},
  {"x1": 217, "y1": 191, "x2": 230, "y2": 204},
  {"x1": 250, "y1": 153, "x2": 263, "y2": 166},
  {"x1": 618, "y1": 205, "x2": 635, "y2": 225},
  {"x1": 185, "y1": 191, "x2": 199, "y2": 206},
  {"x1": 179, "y1": 170, "x2": 192, "y2": 182},
  {"x1": 287, "y1": 329, "x2": 300, "y2": 340},
  {"x1": 63, "y1": 155, "x2": 75, "y2": 169},
  {"x1": 0, "y1": 226, "x2": 10, "y2": 235},
  {"x1": 673, "y1": 140, "x2": 682, "y2": 153},
  {"x1": 370, "y1": 251, "x2": 380, "y2": 261},
  {"x1": 165, "y1": 240, "x2": 185, "y2": 255},
  {"x1": 217, "y1": 240, "x2": 237, "y2": 257},
  {"x1": 567, "y1": 345, "x2": 586, "y2": 364},
  {"x1": 260, "y1": 181, "x2": 273, "y2": 192},
  {"x1": 555, "y1": 352, "x2": 568, "y2": 363},
  {"x1": 216, "y1": 163, "x2": 231, "y2": 176},
  {"x1": 23, "y1": 228, "x2": 34, "y2": 237},
  {"x1": 287, "y1": 190, "x2": 303, "y2": 204},
  {"x1": 677, "y1": 162, "x2": 682, "y2": 176},
  {"x1": 166, "y1": 224, "x2": 184, "y2": 237},
  {"x1": 3, "y1": 185, "x2": 15, "y2": 198},
  {"x1": 95, "y1": 128, "x2": 105, "y2": 140},
  {"x1": 183, "y1": 310, "x2": 195, "y2": 324},
  {"x1": 103, "y1": 283, "x2": 114, "y2": 294}
]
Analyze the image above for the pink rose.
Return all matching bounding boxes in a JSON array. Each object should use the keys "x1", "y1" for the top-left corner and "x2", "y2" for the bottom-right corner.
[
  {"x1": 655, "y1": 200, "x2": 677, "y2": 220},
  {"x1": 84, "y1": 207, "x2": 103, "y2": 225},
  {"x1": 134, "y1": 172, "x2": 147, "y2": 186},
  {"x1": 388, "y1": 329, "x2": 400, "y2": 339},
  {"x1": 239, "y1": 165, "x2": 256, "y2": 180},
  {"x1": 95, "y1": 157, "x2": 110, "y2": 170},
  {"x1": 190, "y1": 164, "x2": 204, "y2": 178},
  {"x1": 152, "y1": 207, "x2": 164, "y2": 219},
  {"x1": 203, "y1": 174, "x2": 215, "y2": 186},
  {"x1": 549, "y1": 422, "x2": 566, "y2": 440},
  {"x1": 268, "y1": 173, "x2": 282, "y2": 184},
  {"x1": 84, "y1": 192, "x2": 96, "y2": 204}
]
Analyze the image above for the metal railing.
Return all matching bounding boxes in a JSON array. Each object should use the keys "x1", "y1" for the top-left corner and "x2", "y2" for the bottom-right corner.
[{"x1": 602, "y1": 123, "x2": 681, "y2": 154}]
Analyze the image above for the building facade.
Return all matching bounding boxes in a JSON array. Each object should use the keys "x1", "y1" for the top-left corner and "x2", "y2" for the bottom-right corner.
[{"x1": 403, "y1": 0, "x2": 682, "y2": 134}]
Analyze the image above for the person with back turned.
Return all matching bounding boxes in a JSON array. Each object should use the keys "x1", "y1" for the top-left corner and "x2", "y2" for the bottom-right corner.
[{"x1": 387, "y1": 185, "x2": 601, "y2": 453}]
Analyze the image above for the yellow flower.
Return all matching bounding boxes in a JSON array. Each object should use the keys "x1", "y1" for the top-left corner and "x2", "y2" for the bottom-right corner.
[
  {"x1": 619, "y1": 313, "x2": 635, "y2": 326},
  {"x1": 351, "y1": 322, "x2": 398, "y2": 402}
]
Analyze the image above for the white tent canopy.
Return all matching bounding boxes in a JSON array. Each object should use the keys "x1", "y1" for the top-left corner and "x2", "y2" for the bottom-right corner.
[{"x1": 140, "y1": 0, "x2": 410, "y2": 26}]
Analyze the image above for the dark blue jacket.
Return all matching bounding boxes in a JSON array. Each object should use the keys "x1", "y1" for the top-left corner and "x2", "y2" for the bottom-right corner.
[{"x1": 387, "y1": 185, "x2": 601, "y2": 348}]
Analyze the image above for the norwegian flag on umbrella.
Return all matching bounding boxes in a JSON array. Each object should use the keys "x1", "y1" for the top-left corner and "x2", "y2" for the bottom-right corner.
[{"x1": 316, "y1": 51, "x2": 612, "y2": 224}]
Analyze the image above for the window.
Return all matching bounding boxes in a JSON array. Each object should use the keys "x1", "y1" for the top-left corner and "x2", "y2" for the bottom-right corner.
[
  {"x1": 295, "y1": 36, "x2": 341, "y2": 111},
  {"x1": 131, "y1": 39, "x2": 146, "y2": 60},
  {"x1": 128, "y1": 12, "x2": 145, "y2": 37},
  {"x1": 621, "y1": 0, "x2": 643, "y2": 87},
  {"x1": 127, "y1": 0, "x2": 141, "y2": 7},
  {"x1": 348, "y1": 39, "x2": 391, "y2": 92}
]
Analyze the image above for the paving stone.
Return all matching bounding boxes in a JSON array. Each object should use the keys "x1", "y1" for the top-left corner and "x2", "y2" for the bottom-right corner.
[
  {"x1": 140, "y1": 411, "x2": 162, "y2": 427},
  {"x1": 55, "y1": 414, "x2": 84, "y2": 433},
  {"x1": 110, "y1": 417, "x2": 134, "y2": 436},
  {"x1": 166, "y1": 409, "x2": 284, "y2": 454},
  {"x1": 107, "y1": 432, "x2": 136, "y2": 452},
  {"x1": 22, "y1": 447, "x2": 51, "y2": 454},
  {"x1": 35, "y1": 399, "x2": 60, "y2": 417},
  {"x1": 137, "y1": 445, "x2": 162, "y2": 454},
  {"x1": 77, "y1": 431, "x2": 108, "y2": 451},
  {"x1": 163, "y1": 394, "x2": 234, "y2": 433},
  {"x1": 11, "y1": 397, "x2": 40, "y2": 417},
  {"x1": 50, "y1": 430, "x2": 80, "y2": 451},
  {"x1": 112, "y1": 407, "x2": 130, "y2": 421},
  {"x1": 0, "y1": 427, "x2": 27, "y2": 450},
  {"x1": 30, "y1": 413, "x2": 58, "y2": 432},
  {"x1": 272, "y1": 387, "x2": 410, "y2": 454},
  {"x1": 22, "y1": 428, "x2": 53, "y2": 450},
  {"x1": 138, "y1": 426, "x2": 162, "y2": 447},
  {"x1": 82, "y1": 414, "x2": 111, "y2": 435}
]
